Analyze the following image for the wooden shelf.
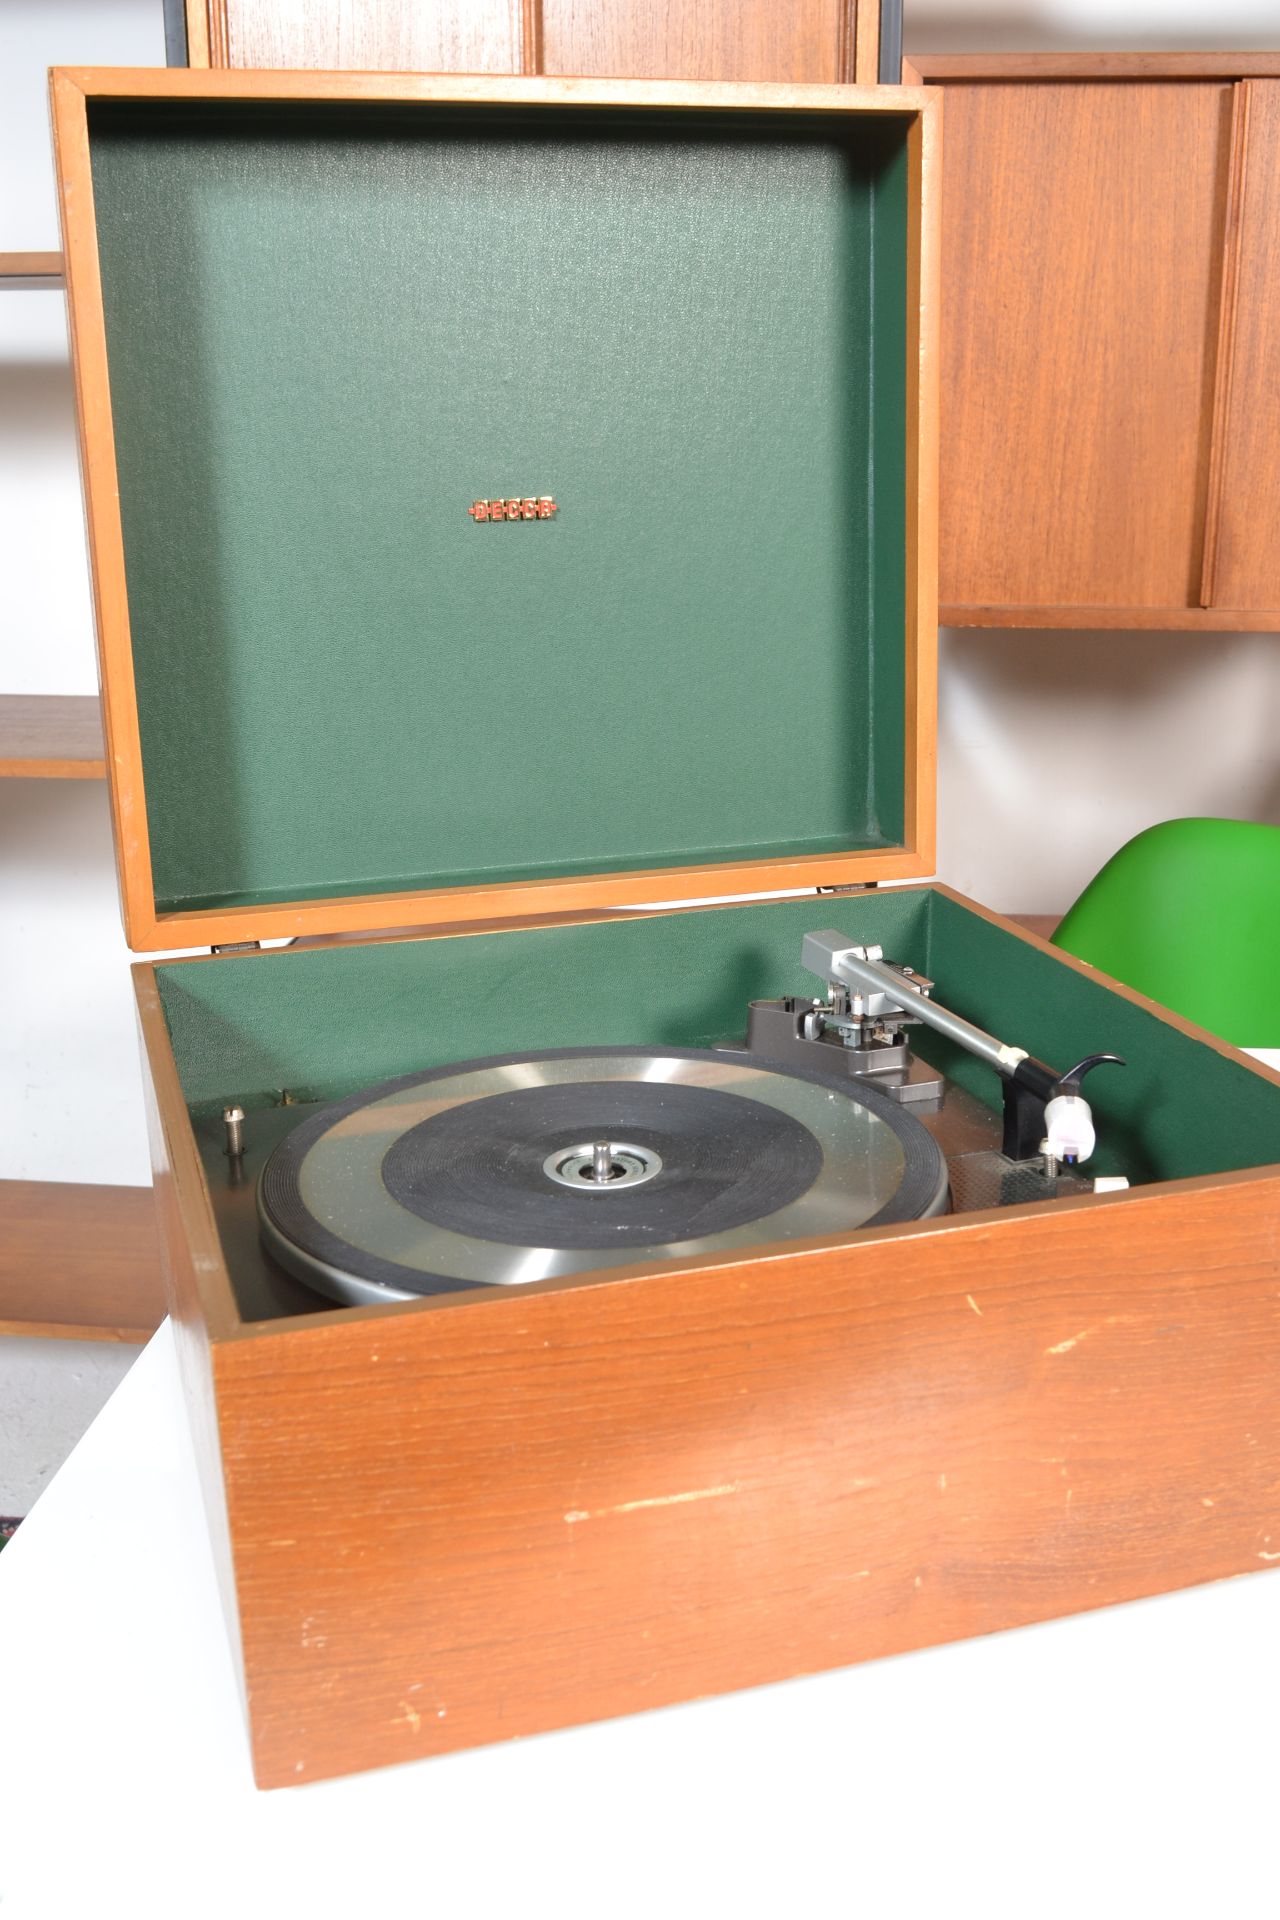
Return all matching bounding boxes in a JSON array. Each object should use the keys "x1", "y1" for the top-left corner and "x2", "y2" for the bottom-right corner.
[
  {"x1": 0, "y1": 251, "x2": 65, "y2": 289},
  {"x1": 907, "y1": 52, "x2": 1280, "y2": 81},
  {"x1": 942, "y1": 605, "x2": 1280, "y2": 632},
  {"x1": 0, "y1": 1181, "x2": 166, "y2": 1344},
  {"x1": 0, "y1": 695, "x2": 105, "y2": 779}
]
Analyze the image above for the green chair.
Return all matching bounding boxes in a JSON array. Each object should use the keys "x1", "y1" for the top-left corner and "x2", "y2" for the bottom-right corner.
[{"x1": 1052, "y1": 818, "x2": 1280, "y2": 1048}]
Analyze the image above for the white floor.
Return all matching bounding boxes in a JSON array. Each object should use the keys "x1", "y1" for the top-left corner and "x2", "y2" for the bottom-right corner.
[{"x1": 0, "y1": 1334, "x2": 139, "y2": 1515}]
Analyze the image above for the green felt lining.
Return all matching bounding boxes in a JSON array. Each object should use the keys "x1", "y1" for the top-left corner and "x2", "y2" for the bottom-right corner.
[
  {"x1": 88, "y1": 101, "x2": 911, "y2": 917},
  {"x1": 156, "y1": 889, "x2": 1280, "y2": 1188}
]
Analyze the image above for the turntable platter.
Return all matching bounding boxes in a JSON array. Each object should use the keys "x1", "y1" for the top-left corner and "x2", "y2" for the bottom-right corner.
[{"x1": 257, "y1": 1047, "x2": 949, "y2": 1306}]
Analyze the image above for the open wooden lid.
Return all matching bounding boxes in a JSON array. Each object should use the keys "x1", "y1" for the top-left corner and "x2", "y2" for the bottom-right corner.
[{"x1": 54, "y1": 70, "x2": 938, "y2": 952}]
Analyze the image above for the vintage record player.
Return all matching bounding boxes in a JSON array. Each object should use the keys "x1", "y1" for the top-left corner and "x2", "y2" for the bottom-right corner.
[{"x1": 54, "y1": 68, "x2": 1280, "y2": 1790}]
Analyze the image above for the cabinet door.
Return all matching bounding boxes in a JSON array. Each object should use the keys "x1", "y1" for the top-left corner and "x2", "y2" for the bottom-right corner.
[
  {"x1": 194, "y1": 0, "x2": 522, "y2": 71},
  {"x1": 1202, "y1": 81, "x2": 1280, "y2": 611},
  {"x1": 541, "y1": 0, "x2": 858, "y2": 82},
  {"x1": 932, "y1": 80, "x2": 1233, "y2": 621},
  {"x1": 192, "y1": 1, "x2": 873, "y2": 82}
]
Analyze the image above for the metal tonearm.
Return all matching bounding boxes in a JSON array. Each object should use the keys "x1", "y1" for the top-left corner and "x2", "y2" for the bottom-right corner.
[{"x1": 800, "y1": 931, "x2": 1125, "y2": 1163}]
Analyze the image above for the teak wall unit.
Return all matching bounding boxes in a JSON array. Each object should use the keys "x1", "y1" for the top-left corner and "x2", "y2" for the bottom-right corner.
[
  {"x1": 1, "y1": 255, "x2": 150, "y2": 1341},
  {"x1": 904, "y1": 53, "x2": 1280, "y2": 631},
  {"x1": 183, "y1": 0, "x2": 883, "y2": 84}
]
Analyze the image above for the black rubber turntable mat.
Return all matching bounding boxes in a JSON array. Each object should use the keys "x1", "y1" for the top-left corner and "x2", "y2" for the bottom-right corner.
[
  {"x1": 257, "y1": 1046, "x2": 949, "y2": 1304},
  {"x1": 380, "y1": 1080, "x2": 821, "y2": 1250}
]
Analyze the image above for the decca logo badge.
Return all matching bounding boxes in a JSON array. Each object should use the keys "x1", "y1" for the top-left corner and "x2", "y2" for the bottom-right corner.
[{"x1": 468, "y1": 497, "x2": 558, "y2": 522}]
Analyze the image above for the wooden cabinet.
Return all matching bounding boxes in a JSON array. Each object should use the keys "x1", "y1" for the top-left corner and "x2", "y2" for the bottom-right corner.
[
  {"x1": 1203, "y1": 80, "x2": 1280, "y2": 612},
  {"x1": 906, "y1": 54, "x2": 1280, "y2": 631},
  {"x1": 185, "y1": 0, "x2": 879, "y2": 83}
]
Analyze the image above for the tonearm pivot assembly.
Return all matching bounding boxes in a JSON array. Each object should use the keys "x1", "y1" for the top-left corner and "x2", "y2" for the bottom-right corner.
[{"x1": 745, "y1": 930, "x2": 1127, "y2": 1178}]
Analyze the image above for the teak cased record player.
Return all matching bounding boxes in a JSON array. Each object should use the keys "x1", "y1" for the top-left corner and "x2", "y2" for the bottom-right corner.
[{"x1": 54, "y1": 68, "x2": 1280, "y2": 1791}]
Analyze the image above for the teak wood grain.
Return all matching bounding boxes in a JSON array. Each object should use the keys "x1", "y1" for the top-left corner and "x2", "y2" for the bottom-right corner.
[
  {"x1": 0, "y1": 695, "x2": 105, "y2": 779},
  {"x1": 189, "y1": 0, "x2": 522, "y2": 74},
  {"x1": 51, "y1": 68, "x2": 935, "y2": 954},
  {"x1": 1201, "y1": 81, "x2": 1280, "y2": 610},
  {"x1": 188, "y1": 0, "x2": 876, "y2": 84},
  {"x1": 923, "y1": 77, "x2": 1233, "y2": 618},
  {"x1": 132, "y1": 887, "x2": 1280, "y2": 1788},
  {"x1": 0, "y1": 1180, "x2": 164, "y2": 1343},
  {"x1": 218, "y1": 1171, "x2": 1280, "y2": 1787},
  {"x1": 912, "y1": 51, "x2": 1280, "y2": 629},
  {"x1": 540, "y1": 0, "x2": 858, "y2": 82}
]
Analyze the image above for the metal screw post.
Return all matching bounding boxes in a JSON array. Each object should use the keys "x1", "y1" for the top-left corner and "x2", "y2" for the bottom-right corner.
[{"x1": 223, "y1": 1106, "x2": 245, "y2": 1159}]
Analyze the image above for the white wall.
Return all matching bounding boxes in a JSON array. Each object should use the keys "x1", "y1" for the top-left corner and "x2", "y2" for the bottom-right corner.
[
  {"x1": 3, "y1": 0, "x2": 1279, "y2": 1189},
  {"x1": 903, "y1": 0, "x2": 1280, "y2": 52},
  {"x1": 938, "y1": 630, "x2": 1280, "y2": 912},
  {"x1": 2, "y1": 2, "x2": 165, "y2": 1188}
]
